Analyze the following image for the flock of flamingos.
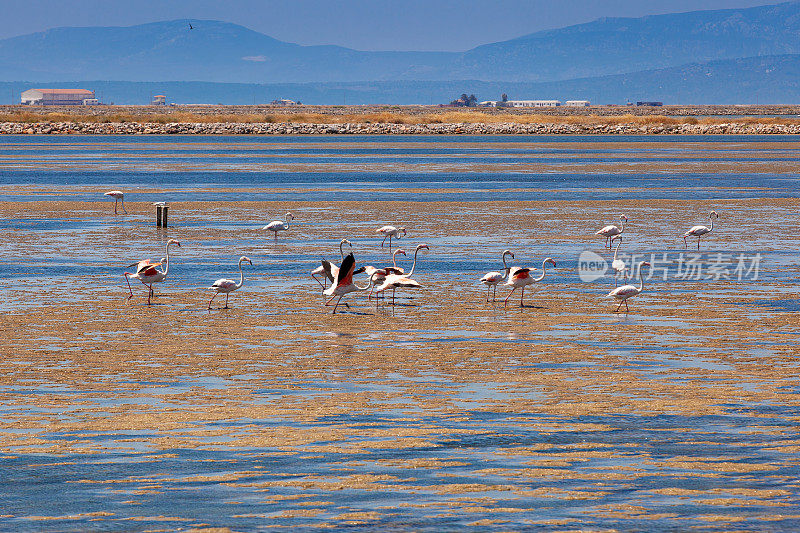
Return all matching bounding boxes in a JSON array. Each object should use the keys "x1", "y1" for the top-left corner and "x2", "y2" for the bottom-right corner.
[{"x1": 106, "y1": 191, "x2": 720, "y2": 314}]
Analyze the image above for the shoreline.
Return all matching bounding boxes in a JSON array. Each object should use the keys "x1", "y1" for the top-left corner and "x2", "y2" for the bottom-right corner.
[{"x1": 5, "y1": 121, "x2": 800, "y2": 135}]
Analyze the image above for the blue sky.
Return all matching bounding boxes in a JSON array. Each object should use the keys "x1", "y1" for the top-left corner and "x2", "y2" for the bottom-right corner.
[{"x1": 2, "y1": 0, "x2": 784, "y2": 50}]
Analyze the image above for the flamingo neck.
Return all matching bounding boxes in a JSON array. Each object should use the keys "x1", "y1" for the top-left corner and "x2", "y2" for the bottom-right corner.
[
  {"x1": 339, "y1": 240, "x2": 346, "y2": 260},
  {"x1": 708, "y1": 215, "x2": 714, "y2": 233},
  {"x1": 613, "y1": 239, "x2": 621, "y2": 261},
  {"x1": 501, "y1": 252, "x2": 511, "y2": 279},
  {"x1": 408, "y1": 247, "x2": 423, "y2": 276},
  {"x1": 535, "y1": 259, "x2": 549, "y2": 282},
  {"x1": 392, "y1": 249, "x2": 402, "y2": 268},
  {"x1": 619, "y1": 218, "x2": 626, "y2": 234},
  {"x1": 163, "y1": 241, "x2": 173, "y2": 275},
  {"x1": 237, "y1": 260, "x2": 246, "y2": 289},
  {"x1": 637, "y1": 262, "x2": 646, "y2": 292}
]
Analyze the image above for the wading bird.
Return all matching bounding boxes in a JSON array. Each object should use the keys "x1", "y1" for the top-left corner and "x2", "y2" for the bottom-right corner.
[
  {"x1": 323, "y1": 253, "x2": 379, "y2": 314},
  {"x1": 363, "y1": 248, "x2": 406, "y2": 300},
  {"x1": 208, "y1": 256, "x2": 252, "y2": 309},
  {"x1": 596, "y1": 215, "x2": 628, "y2": 248},
  {"x1": 504, "y1": 257, "x2": 557, "y2": 307},
  {"x1": 124, "y1": 239, "x2": 180, "y2": 305},
  {"x1": 376, "y1": 225, "x2": 406, "y2": 250},
  {"x1": 264, "y1": 212, "x2": 294, "y2": 241},
  {"x1": 311, "y1": 238, "x2": 352, "y2": 289},
  {"x1": 608, "y1": 260, "x2": 651, "y2": 313},
  {"x1": 104, "y1": 190, "x2": 126, "y2": 214},
  {"x1": 373, "y1": 244, "x2": 429, "y2": 306},
  {"x1": 610, "y1": 236, "x2": 628, "y2": 287},
  {"x1": 683, "y1": 210, "x2": 719, "y2": 250},
  {"x1": 480, "y1": 250, "x2": 515, "y2": 302}
]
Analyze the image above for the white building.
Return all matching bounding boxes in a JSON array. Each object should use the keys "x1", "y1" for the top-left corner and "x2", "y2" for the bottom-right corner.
[
  {"x1": 21, "y1": 88, "x2": 95, "y2": 105},
  {"x1": 505, "y1": 100, "x2": 562, "y2": 108},
  {"x1": 565, "y1": 100, "x2": 591, "y2": 107}
]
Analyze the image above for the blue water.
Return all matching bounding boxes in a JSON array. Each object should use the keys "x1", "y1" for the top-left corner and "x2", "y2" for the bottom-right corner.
[{"x1": 2, "y1": 134, "x2": 800, "y2": 532}]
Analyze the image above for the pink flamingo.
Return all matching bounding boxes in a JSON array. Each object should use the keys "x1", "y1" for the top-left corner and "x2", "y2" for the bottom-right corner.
[
  {"x1": 610, "y1": 236, "x2": 628, "y2": 287},
  {"x1": 608, "y1": 260, "x2": 651, "y2": 312},
  {"x1": 104, "y1": 191, "x2": 126, "y2": 214},
  {"x1": 373, "y1": 244, "x2": 429, "y2": 306},
  {"x1": 480, "y1": 250, "x2": 514, "y2": 302},
  {"x1": 595, "y1": 215, "x2": 627, "y2": 248},
  {"x1": 263, "y1": 212, "x2": 294, "y2": 241},
  {"x1": 311, "y1": 239, "x2": 352, "y2": 289},
  {"x1": 363, "y1": 248, "x2": 406, "y2": 300},
  {"x1": 683, "y1": 211, "x2": 719, "y2": 250},
  {"x1": 376, "y1": 225, "x2": 406, "y2": 251},
  {"x1": 504, "y1": 257, "x2": 556, "y2": 307},
  {"x1": 323, "y1": 253, "x2": 380, "y2": 313},
  {"x1": 124, "y1": 239, "x2": 180, "y2": 304},
  {"x1": 208, "y1": 256, "x2": 252, "y2": 309}
]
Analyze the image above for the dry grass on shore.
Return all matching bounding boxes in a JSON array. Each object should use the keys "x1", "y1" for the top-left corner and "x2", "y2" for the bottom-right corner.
[{"x1": 2, "y1": 110, "x2": 800, "y2": 126}]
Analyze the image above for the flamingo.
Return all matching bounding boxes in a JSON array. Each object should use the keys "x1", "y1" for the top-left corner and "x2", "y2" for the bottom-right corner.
[
  {"x1": 363, "y1": 248, "x2": 407, "y2": 300},
  {"x1": 610, "y1": 236, "x2": 628, "y2": 287},
  {"x1": 208, "y1": 256, "x2": 252, "y2": 309},
  {"x1": 124, "y1": 239, "x2": 180, "y2": 305},
  {"x1": 263, "y1": 212, "x2": 294, "y2": 241},
  {"x1": 480, "y1": 250, "x2": 515, "y2": 302},
  {"x1": 596, "y1": 215, "x2": 628, "y2": 248},
  {"x1": 104, "y1": 190, "x2": 126, "y2": 214},
  {"x1": 608, "y1": 260, "x2": 651, "y2": 313},
  {"x1": 373, "y1": 244, "x2": 429, "y2": 306},
  {"x1": 683, "y1": 211, "x2": 719, "y2": 250},
  {"x1": 311, "y1": 238, "x2": 352, "y2": 289},
  {"x1": 323, "y1": 253, "x2": 380, "y2": 314},
  {"x1": 376, "y1": 225, "x2": 406, "y2": 250},
  {"x1": 504, "y1": 257, "x2": 557, "y2": 307}
]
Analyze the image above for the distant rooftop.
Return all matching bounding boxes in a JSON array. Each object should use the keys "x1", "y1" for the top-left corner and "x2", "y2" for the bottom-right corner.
[{"x1": 32, "y1": 88, "x2": 94, "y2": 95}]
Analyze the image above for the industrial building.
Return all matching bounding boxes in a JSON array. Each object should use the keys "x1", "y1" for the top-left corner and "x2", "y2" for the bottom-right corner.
[
  {"x1": 565, "y1": 100, "x2": 591, "y2": 107},
  {"x1": 21, "y1": 88, "x2": 96, "y2": 105},
  {"x1": 505, "y1": 100, "x2": 562, "y2": 108},
  {"x1": 151, "y1": 95, "x2": 167, "y2": 105}
]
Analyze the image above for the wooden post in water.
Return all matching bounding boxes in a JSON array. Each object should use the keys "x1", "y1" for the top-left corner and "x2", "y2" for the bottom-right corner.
[{"x1": 154, "y1": 202, "x2": 169, "y2": 228}]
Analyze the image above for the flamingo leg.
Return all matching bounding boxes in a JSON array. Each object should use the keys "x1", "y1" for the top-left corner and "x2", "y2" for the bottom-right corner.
[
  {"x1": 494, "y1": 285, "x2": 498, "y2": 302},
  {"x1": 224, "y1": 293, "x2": 230, "y2": 309},
  {"x1": 121, "y1": 199, "x2": 127, "y2": 214},
  {"x1": 324, "y1": 295, "x2": 338, "y2": 306},
  {"x1": 147, "y1": 284, "x2": 153, "y2": 305},
  {"x1": 392, "y1": 288, "x2": 396, "y2": 306},
  {"x1": 388, "y1": 235, "x2": 392, "y2": 252},
  {"x1": 615, "y1": 299, "x2": 623, "y2": 312},
  {"x1": 684, "y1": 236, "x2": 688, "y2": 249},
  {"x1": 113, "y1": 200, "x2": 118, "y2": 215},
  {"x1": 625, "y1": 300, "x2": 629, "y2": 313},
  {"x1": 697, "y1": 237, "x2": 701, "y2": 250},
  {"x1": 381, "y1": 235, "x2": 387, "y2": 248},
  {"x1": 208, "y1": 292, "x2": 218, "y2": 309},
  {"x1": 520, "y1": 286, "x2": 525, "y2": 307},
  {"x1": 504, "y1": 287, "x2": 516, "y2": 307},
  {"x1": 124, "y1": 273, "x2": 134, "y2": 299},
  {"x1": 332, "y1": 295, "x2": 343, "y2": 314},
  {"x1": 311, "y1": 273, "x2": 326, "y2": 289}
]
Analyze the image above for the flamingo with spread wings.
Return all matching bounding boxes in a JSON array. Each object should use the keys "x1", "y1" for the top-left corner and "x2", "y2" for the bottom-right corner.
[
  {"x1": 504, "y1": 257, "x2": 556, "y2": 307},
  {"x1": 124, "y1": 239, "x2": 180, "y2": 305},
  {"x1": 323, "y1": 253, "x2": 379, "y2": 313}
]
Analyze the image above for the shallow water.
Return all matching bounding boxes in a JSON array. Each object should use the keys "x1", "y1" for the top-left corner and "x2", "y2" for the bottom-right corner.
[{"x1": 1, "y1": 135, "x2": 799, "y2": 531}]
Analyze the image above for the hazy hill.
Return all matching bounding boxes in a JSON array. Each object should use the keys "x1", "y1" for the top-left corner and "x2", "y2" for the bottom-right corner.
[
  {"x1": 0, "y1": 19, "x2": 452, "y2": 83},
  {"x1": 4, "y1": 3, "x2": 800, "y2": 84}
]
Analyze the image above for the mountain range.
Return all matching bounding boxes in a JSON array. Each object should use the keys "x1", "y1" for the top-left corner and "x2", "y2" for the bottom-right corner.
[{"x1": 3, "y1": 2, "x2": 800, "y2": 103}]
